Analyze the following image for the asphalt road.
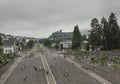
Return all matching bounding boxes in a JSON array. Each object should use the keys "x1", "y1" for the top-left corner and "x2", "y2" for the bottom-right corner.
[
  {"x1": 4, "y1": 52, "x2": 47, "y2": 84},
  {"x1": 45, "y1": 51, "x2": 101, "y2": 84},
  {"x1": 3, "y1": 47, "x2": 102, "y2": 84}
]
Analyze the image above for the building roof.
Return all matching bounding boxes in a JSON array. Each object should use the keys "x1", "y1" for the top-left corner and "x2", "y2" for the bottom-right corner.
[
  {"x1": 4, "y1": 38, "x2": 14, "y2": 47},
  {"x1": 60, "y1": 40, "x2": 72, "y2": 44}
]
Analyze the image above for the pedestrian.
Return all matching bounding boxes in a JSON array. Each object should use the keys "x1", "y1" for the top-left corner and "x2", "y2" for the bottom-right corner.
[
  {"x1": 23, "y1": 76, "x2": 27, "y2": 81},
  {"x1": 46, "y1": 70, "x2": 49, "y2": 75},
  {"x1": 20, "y1": 68, "x2": 22, "y2": 71},
  {"x1": 54, "y1": 57, "x2": 56, "y2": 63},
  {"x1": 39, "y1": 66, "x2": 42, "y2": 71},
  {"x1": 53, "y1": 57, "x2": 56, "y2": 60},
  {"x1": 54, "y1": 60, "x2": 56, "y2": 63},
  {"x1": 33, "y1": 65, "x2": 38, "y2": 71},
  {"x1": 50, "y1": 65, "x2": 52, "y2": 68},
  {"x1": 64, "y1": 70, "x2": 69, "y2": 77}
]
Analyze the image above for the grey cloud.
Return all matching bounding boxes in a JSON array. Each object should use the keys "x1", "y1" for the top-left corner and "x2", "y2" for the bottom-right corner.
[{"x1": 0, "y1": 0, "x2": 120, "y2": 37}]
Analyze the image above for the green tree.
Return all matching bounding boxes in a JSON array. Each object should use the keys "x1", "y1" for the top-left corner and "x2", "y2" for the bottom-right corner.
[
  {"x1": 43, "y1": 39, "x2": 52, "y2": 48},
  {"x1": 89, "y1": 18, "x2": 102, "y2": 50},
  {"x1": 101, "y1": 17, "x2": 110, "y2": 50},
  {"x1": 16, "y1": 40, "x2": 19, "y2": 47},
  {"x1": 20, "y1": 42, "x2": 25, "y2": 51},
  {"x1": 55, "y1": 44, "x2": 59, "y2": 50},
  {"x1": 26, "y1": 40, "x2": 34, "y2": 49},
  {"x1": 89, "y1": 13, "x2": 120, "y2": 50},
  {"x1": 72, "y1": 25, "x2": 82, "y2": 49},
  {"x1": 22, "y1": 38, "x2": 26, "y2": 44},
  {"x1": 115, "y1": 31, "x2": 120, "y2": 49},
  {"x1": 0, "y1": 36, "x2": 2, "y2": 46},
  {"x1": 108, "y1": 13, "x2": 120, "y2": 49}
]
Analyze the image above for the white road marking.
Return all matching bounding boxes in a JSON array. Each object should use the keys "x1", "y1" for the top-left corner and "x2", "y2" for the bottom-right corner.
[{"x1": 41, "y1": 55, "x2": 57, "y2": 84}]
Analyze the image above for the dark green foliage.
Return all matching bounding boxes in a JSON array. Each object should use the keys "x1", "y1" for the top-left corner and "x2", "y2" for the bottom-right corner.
[
  {"x1": 89, "y1": 13, "x2": 120, "y2": 50},
  {"x1": 89, "y1": 18, "x2": 102, "y2": 48},
  {"x1": 82, "y1": 35, "x2": 87, "y2": 41},
  {"x1": 16, "y1": 40, "x2": 19, "y2": 47},
  {"x1": 89, "y1": 18, "x2": 102, "y2": 50},
  {"x1": 90, "y1": 52, "x2": 107, "y2": 66},
  {"x1": 0, "y1": 36, "x2": 3, "y2": 53},
  {"x1": 101, "y1": 17, "x2": 110, "y2": 50},
  {"x1": 16, "y1": 40, "x2": 26, "y2": 51},
  {"x1": 72, "y1": 25, "x2": 82, "y2": 49},
  {"x1": 0, "y1": 36, "x2": 2, "y2": 46},
  {"x1": 90, "y1": 57, "x2": 98, "y2": 64},
  {"x1": 0, "y1": 53, "x2": 16, "y2": 68},
  {"x1": 55, "y1": 44, "x2": 59, "y2": 50},
  {"x1": 20, "y1": 42, "x2": 25, "y2": 51},
  {"x1": 108, "y1": 13, "x2": 120, "y2": 49},
  {"x1": 112, "y1": 56, "x2": 120, "y2": 64},
  {"x1": 26, "y1": 40, "x2": 34, "y2": 49},
  {"x1": 43, "y1": 39, "x2": 52, "y2": 48},
  {"x1": 22, "y1": 38, "x2": 26, "y2": 44},
  {"x1": 98, "y1": 52, "x2": 107, "y2": 66},
  {"x1": 115, "y1": 31, "x2": 120, "y2": 49},
  {"x1": 86, "y1": 44, "x2": 90, "y2": 50}
]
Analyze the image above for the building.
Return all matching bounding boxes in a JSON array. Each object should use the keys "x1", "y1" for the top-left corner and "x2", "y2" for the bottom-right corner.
[
  {"x1": 81, "y1": 40, "x2": 88, "y2": 50},
  {"x1": 59, "y1": 40, "x2": 72, "y2": 49},
  {"x1": 3, "y1": 38, "x2": 15, "y2": 54}
]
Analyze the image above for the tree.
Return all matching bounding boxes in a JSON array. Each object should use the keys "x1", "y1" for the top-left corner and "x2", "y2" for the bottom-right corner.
[
  {"x1": 55, "y1": 44, "x2": 59, "y2": 50},
  {"x1": 26, "y1": 40, "x2": 34, "y2": 49},
  {"x1": 101, "y1": 17, "x2": 110, "y2": 50},
  {"x1": 43, "y1": 39, "x2": 52, "y2": 48},
  {"x1": 0, "y1": 36, "x2": 2, "y2": 46},
  {"x1": 22, "y1": 38, "x2": 26, "y2": 44},
  {"x1": 115, "y1": 31, "x2": 120, "y2": 49},
  {"x1": 89, "y1": 13, "x2": 120, "y2": 50},
  {"x1": 72, "y1": 25, "x2": 82, "y2": 49},
  {"x1": 108, "y1": 13, "x2": 120, "y2": 49},
  {"x1": 89, "y1": 18, "x2": 102, "y2": 50}
]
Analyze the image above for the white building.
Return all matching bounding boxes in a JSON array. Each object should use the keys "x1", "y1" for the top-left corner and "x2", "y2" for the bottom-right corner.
[
  {"x1": 60, "y1": 40, "x2": 72, "y2": 49},
  {"x1": 81, "y1": 40, "x2": 88, "y2": 50},
  {"x1": 3, "y1": 38, "x2": 15, "y2": 54}
]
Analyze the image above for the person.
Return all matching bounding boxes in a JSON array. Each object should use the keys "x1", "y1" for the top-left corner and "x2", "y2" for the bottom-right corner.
[
  {"x1": 53, "y1": 57, "x2": 56, "y2": 60},
  {"x1": 54, "y1": 57, "x2": 56, "y2": 63},
  {"x1": 64, "y1": 70, "x2": 69, "y2": 77},
  {"x1": 20, "y1": 68, "x2": 22, "y2": 71},
  {"x1": 23, "y1": 76, "x2": 27, "y2": 81},
  {"x1": 46, "y1": 70, "x2": 49, "y2": 75},
  {"x1": 39, "y1": 66, "x2": 42, "y2": 71},
  {"x1": 33, "y1": 65, "x2": 38, "y2": 71},
  {"x1": 72, "y1": 62, "x2": 74, "y2": 65},
  {"x1": 54, "y1": 60, "x2": 56, "y2": 63}
]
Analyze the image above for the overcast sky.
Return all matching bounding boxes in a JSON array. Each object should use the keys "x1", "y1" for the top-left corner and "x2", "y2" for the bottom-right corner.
[{"x1": 0, "y1": 0, "x2": 120, "y2": 38}]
